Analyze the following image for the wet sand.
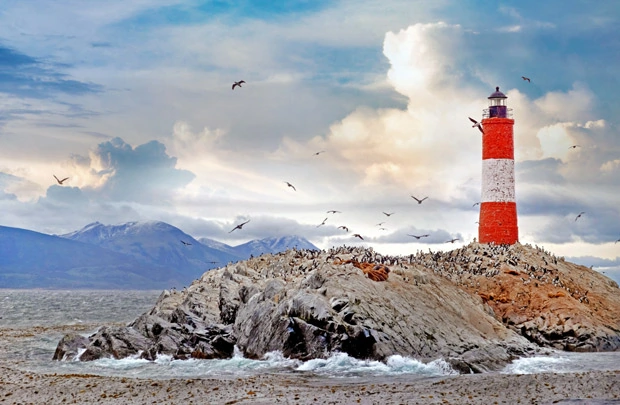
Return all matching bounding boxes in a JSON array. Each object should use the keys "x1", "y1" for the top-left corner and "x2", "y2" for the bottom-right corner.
[{"x1": 0, "y1": 325, "x2": 619, "y2": 404}]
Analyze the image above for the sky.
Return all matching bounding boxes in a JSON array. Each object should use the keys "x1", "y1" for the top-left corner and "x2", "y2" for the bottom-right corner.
[{"x1": 1, "y1": 0, "x2": 619, "y2": 274}]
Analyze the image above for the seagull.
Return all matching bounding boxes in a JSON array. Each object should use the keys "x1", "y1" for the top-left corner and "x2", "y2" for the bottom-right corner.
[
  {"x1": 472, "y1": 202, "x2": 480, "y2": 207},
  {"x1": 411, "y1": 196, "x2": 428, "y2": 204},
  {"x1": 232, "y1": 80, "x2": 245, "y2": 90},
  {"x1": 327, "y1": 210, "x2": 341, "y2": 214},
  {"x1": 445, "y1": 238, "x2": 459, "y2": 243},
  {"x1": 375, "y1": 222, "x2": 385, "y2": 227},
  {"x1": 338, "y1": 225, "x2": 349, "y2": 232},
  {"x1": 285, "y1": 181, "x2": 296, "y2": 191},
  {"x1": 379, "y1": 227, "x2": 388, "y2": 231},
  {"x1": 353, "y1": 234, "x2": 364, "y2": 240},
  {"x1": 383, "y1": 212, "x2": 395, "y2": 217},
  {"x1": 408, "y1": 234, "x2": 429, "y2": 239},
  {"x1": 521, "y1": 76, "x2": 531, "y2": 83},
  {"x1": 575, "y1": 212, "x2": 586, "y2": 222},
  {"x1": 314, "y1": 151, "x2": 326, "y2": 156},
  {"x1": 568, "y1": 145, "x2": 581, "y2": 149},
  {"x1": 53, "y1": 175, "x2": 69, "y2": 185},
  {"x1": 317, "y1": 217, "x2": 328, "y2": 227},
  {"x1": 229, "y1": 219, "x2": 250, "y2": 233},
  {"x1": 180, "y1": 240, "x2": 192, "y2": 246},
  {"x1": 468, "y1": 117, "x2": 484, "y2": 134}
]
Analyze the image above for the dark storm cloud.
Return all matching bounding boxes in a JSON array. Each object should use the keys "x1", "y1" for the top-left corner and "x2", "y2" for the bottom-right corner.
[
  {"x1": 86, "y1": 137, "x2": 195, "y2": 204},
  {"x1": 0, "y1": 44, "x2": 102, "y2": 98},
  {"x1": 516, "y1": 158, "x2": 566, "y2": 185},
  {"x1": 43, "y1": 185, "x2": 90, "y2": 206}
]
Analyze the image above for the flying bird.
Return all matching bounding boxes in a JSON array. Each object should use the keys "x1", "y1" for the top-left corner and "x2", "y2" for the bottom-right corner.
[
  {"x1": 472, "y1": 202, "x2": 480, "y2": 207},
  {"x1": 338, "y1": 225, "x2": 349, "y2": 232},
  {"x1": 408, "y1": 234, "x2": 429, "y2": 239},
  {"x1": 378, "y1": 227, "x2": 388, "y2": 231},
  {"x1": 327, "y1": 210, "x2": 341, "y2": 214},
  {"x1": 53, "y1": 175, "x2": 69, "y2": 185},
  {"x1": 568, "y1": 145, "x2": 581, "y2": 149},
  {"x1": 353, "y1": 234, "x2": 364, "y2": 240},
  {"x1": 375, "y1": 222, "x2": 385, "y2": 227},
  {"x1": 232, "y1": 80, "x2": 245, "y2": 90},
  {"x1": 521, "y1": 76, "x2": 531, "y2": 83},
  {"x1": 383, "y1": 212, "x2": 395, "y2": 217},
  {"x1": 180, "y1": 240, "x2": 192, "y2": 246},
  {"x1": 575, "y1": 212, "x2": 586, "y2": 222},
  {"x1": 468, "y1": 117, "x2": 484, "y2": 134},
  {"x1": 314, "y1": 151, "x2": 326, "y2": 156},
  {"x1": 445, "y1": 238, "x2": 459, "y2": 243},
  {"x1": 229, "y1": 219, "x2": 250, "y2": 233},
  {"x1": 317, "y1": 217, "x2": 328, "y2": 227},
  {"x1": 411, "y1": 196, "x2": 428, "y2": 204},
  {"x1": 285, "y1": 181, "x2": 296, "y2": 191}
]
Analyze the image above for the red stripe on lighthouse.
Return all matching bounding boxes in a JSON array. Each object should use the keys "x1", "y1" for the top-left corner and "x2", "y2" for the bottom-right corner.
[
  {"x1": 481, "y1": 118, "x2": 514, "y2": 160},
  {"x1": 479, "y1": 115, "x2": 518, "y2": 245}
]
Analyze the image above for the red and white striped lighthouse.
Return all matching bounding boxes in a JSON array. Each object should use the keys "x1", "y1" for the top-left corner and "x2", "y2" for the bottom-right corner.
[{"x1": 478, "y1": 87, "x2": 518, "y2": 245}]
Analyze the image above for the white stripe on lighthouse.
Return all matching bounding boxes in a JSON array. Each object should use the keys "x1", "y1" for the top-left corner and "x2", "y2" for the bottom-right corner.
[{"x1": 481, "y1": 159, "x2": 515, "y2": 202}]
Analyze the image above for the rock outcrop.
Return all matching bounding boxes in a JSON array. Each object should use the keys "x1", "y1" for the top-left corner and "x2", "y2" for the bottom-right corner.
[{"x1": 53, "y1": 243, "x2": 620, "y2": 373}]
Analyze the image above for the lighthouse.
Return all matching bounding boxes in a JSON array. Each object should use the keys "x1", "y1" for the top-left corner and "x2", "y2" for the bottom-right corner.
[{"x1": 478, "y1": 87, "x2": 518, "y2": 245}]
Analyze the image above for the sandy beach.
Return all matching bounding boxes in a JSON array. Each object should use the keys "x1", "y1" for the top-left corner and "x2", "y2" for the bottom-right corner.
[{"x1": 1, "y1": 325, "x2": 619, "y2": 405}]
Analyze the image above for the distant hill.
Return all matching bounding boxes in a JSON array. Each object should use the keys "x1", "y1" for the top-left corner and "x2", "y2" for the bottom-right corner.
[
  {"x1": 0, "y1": 221, "x2": 319, "y2": 289},
  {"x1": 60, "y1": 221, "x2": 242, "y2": 280},
  {"x1": 0, "y1": 226, "x2": 175, "y2": 289}
]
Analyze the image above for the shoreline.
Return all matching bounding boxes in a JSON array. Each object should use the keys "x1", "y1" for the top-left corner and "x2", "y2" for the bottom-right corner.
[
  {"x1": 1, "y1": 325, "x2": 619, "y2": 404},
  {"x1": 0, "y1": 364, "x2": 619, "y2": 404}
]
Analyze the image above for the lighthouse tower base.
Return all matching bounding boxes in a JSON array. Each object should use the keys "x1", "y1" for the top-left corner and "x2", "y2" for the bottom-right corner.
[{"x1": 478, "y1": 202, "x2": 518, "y2": 244}]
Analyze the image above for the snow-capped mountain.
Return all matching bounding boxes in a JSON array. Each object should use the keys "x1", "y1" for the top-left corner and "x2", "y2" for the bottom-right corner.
[
  {"x1": 60, "y1": 221, "x2": 242, "y2": 277},
  {"x1": 0, "y1": 225, "x2": 175, "y2": 289},
  {"x1": 1, "y1": 221, "x2": 319, "y2": 289},
  {"x1": 232, "y1": 235, "x2": 319, "y2": 258}
]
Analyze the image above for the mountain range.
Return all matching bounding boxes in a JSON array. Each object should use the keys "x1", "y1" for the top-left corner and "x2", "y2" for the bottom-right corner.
[{"x1": 0, "y1": 221, "x2": 318, "y2": 289}]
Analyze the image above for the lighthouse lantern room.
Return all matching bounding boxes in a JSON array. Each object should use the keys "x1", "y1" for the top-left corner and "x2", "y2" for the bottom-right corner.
[{"x1": 478, "y1": 87, "x2": 518, "y2": 245}]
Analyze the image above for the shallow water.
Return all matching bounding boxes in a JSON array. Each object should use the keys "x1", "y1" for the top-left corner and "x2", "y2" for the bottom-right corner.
[{"x1": 1, "y1": 289, "x2": 619, "y2": 381}]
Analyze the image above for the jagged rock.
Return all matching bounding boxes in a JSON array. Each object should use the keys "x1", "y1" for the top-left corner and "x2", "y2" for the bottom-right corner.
[
  {"x1": 52, "y1": 333, "x2": 89, "y2": 361},
  {"x1": 53, "y1": 243, "x2": 620, "y2": 372}
]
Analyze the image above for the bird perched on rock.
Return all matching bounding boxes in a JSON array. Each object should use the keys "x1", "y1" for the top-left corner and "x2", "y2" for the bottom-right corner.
[
  {"x1": 575, "y1": 212, "x2": 586, "y2": 222},
  {"x1": 469, "y1": 117, "x2": 484, "y2": 134},
  {"x1": 285, "y1": 181, "x2": 296, "y2": 191},
  {"x1": 232, "y1": 80, "x2": 245, "y2": 90},
  {"x1": 353, "y1": 234, "x2": 364, "y2": 240},
  {"x1": 408, "y1": 234, "x2": 429, "y2": 239},
  {"x1": 411, "y1": 196, "x2": 428, "y2": 204},
  {"x1": 229, "y1": 219, "x2": 250, "y2": 233},
  {"x1": 521, "y1": 76, "x2": 531, "y2": 82},
  {"x1": 53, "y1": 175, "x2": 69, "y2": 185},
  {"x1": 180, "y1": 240, "x2": 192, "y2": 246}
]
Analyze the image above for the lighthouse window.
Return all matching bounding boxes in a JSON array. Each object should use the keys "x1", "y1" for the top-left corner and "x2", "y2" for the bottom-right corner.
[{"x1": 490, "y1": 98, "x2": 506, "y2": 106}]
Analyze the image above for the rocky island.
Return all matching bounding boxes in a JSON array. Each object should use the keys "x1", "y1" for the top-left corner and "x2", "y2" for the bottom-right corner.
[{"x1": 54, "y1": 242, "x2": 620, "y2": 373}]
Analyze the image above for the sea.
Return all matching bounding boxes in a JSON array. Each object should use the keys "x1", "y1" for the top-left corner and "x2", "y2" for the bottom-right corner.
[{"x1": 1, "y1": 289, "x2": 620, "y2": 382}]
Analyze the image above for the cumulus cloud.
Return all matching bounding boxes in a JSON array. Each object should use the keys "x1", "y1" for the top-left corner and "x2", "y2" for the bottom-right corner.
[{"x1": 67, "y1": 137, "x2": 195, "y2": 204}]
